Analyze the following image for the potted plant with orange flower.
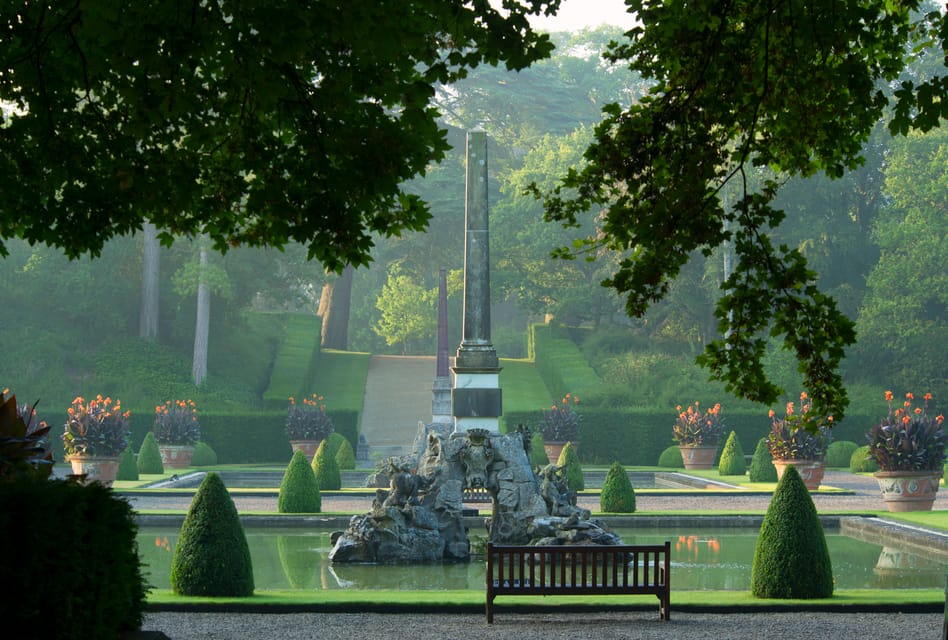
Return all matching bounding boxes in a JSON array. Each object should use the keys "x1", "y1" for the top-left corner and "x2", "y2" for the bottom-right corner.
[
  {"x1": 868, "y1": 391, "x2": 945, "y2": 512},
  {"x1": 286, "y1": 393, "x2": 334, "y2": 462},
  {"x1": 767, "y1": 392, "x2": 831, "y2": 490},
  {"x1": 62, "y1": 395, "x2": 131, "y2": 486},
  {"x1": 673, "y1": 401, "x2": 725, "y2": 469},
  {"x1": 153, "y1": 399, "x2": 201, "y2": 468},
  {"x1": 537, "y1": 393, "x2": 582, "y2": 464}
]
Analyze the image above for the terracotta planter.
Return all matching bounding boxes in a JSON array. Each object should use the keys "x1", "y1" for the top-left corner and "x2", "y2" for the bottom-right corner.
[
  {"x1": 66, "y1": 454, "x2": 121, "y2": 487},
  {"x1": 543, "y1": 440, "x2": 578, "y2": 465},
  {"x1": 290, "y1": 439, "x2": 324, "y2": 463},
  {"x1": 772, "y1": 458, "x2": 825, "y2": 490},
  {"x1": 678, "y1": 445, "x2": 718, "y2": 470},
  {"x1": 873, "y1": 469, "x2": 942, "y2": 512},
  {"x1": 158, "y1": 444, "x2": 195, "y2": 469}
]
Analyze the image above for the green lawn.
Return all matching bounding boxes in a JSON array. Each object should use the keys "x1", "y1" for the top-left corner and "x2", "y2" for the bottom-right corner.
[
  {"x1": 499, "y1": 358, "x2": 551, "y2": 413},
  {"x1": 145, "y1": 588, "x2": 943, "y2": 610}
]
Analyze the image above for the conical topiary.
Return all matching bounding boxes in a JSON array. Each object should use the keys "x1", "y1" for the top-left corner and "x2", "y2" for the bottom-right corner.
[
  {"x1": 657, "y1": 445, "x2": 684, "y2": 468},
  {"x1": 170, "y1": 472, "x2": 254, "y2": 596},
  {"x1": 191, "y1": 441, "x2": 218, "y2": 467},
  {"x1": 279, "y1": 449, "x2": 321, "y2": 513},
  {"x1": 556, "y1": 441, "x2": 584, "y2": 492},
  {"x1": 137, "y1": 432, "x2": 164, "y2": 475},
  {"x1": 116, "y1": 446, "x2": 139, "y2": 481},
  {"x1": 600, "y1": 461, "x2": 636, "y2": 513},
  {"x1": 311, "y1": 439, "x2": 341, "y2": 490},
  {"x1": 530, "y1": 431, "x2": 548, "y2": 468},
  {"x1": 748, "y1": 437, "x2": 778, "y2": 482},
  {"x1": 334, "y1": 437, "x2": 356, "y2": 470},
  {"x1": 751, "y1": 464, "x2": 833, "y2": 599},
  {"x1": 717, "y1": 431, "x2": 746, "y2": 476},
  {"x1": 325, "y1": 432, "x2": 347, "y2": 459}
]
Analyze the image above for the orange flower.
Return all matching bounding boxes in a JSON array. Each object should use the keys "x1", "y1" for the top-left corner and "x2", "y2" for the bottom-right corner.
[
  {"x1": 768, "y1": 409, "x2": 775, "y2": 418},
  {"x1": 800, "y1": 391, "x2": 808, "y2": 400},
  {"x1": 906, "y1": 392, "x2": 914, "y2": 400},
  {"x1": 884, "y1": 390, "x2": 893, "y2": 402}
]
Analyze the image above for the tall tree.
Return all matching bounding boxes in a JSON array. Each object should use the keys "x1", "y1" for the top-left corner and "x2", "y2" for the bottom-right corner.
[
  {"x1": 855, "y1": 126, "x2": 947, "y2": 396},
  {"x1": 0, "y1": 1, "x2": 560, "y2": 266},
  {"x1": 318, "y1": 265, "x2": 354, "y2": 350},
  {"x1": 539, "y1": 1, "x2": 946, "y2": 421},
  {"x1": 139, "y1": 222, "x2": 160, "y2": 341}
]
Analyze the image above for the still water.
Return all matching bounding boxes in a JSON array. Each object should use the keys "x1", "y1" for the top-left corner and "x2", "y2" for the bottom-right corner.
[{"x1": 138, "y1": 527, "x2": 947, "y2": 591}]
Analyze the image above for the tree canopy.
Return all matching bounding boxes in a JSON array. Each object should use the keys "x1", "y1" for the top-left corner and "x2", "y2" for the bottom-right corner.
[
  {"x1": 0, "y1": 0, "x2": 561, "y2": 266},
  {"x1": 540, "y1": 0, "x2": 945, "y2": 422}
]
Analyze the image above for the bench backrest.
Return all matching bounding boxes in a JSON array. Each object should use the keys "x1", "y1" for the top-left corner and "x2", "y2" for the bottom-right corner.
[{"x1": 486, "y1": 542, "x2": 670, "y2": 594}]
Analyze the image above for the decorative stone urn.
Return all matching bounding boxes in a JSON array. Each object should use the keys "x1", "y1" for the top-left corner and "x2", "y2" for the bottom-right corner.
[
  {"x1": 290, "y1": 439, "x2": 323, "y2": 463},
  {"x1": 543, "y1": 440, "x2": 578, "y2": 465},
  {"x1": 772, "y1": 458, "x2": 825, "y2": 490},
  {"x1": 65, "y1": 454, "x2": 121, "y2": 487},
  {"x1": 158, "y1": 444, "x2": 195, "y2": 469},
  {"x1": 678, "y1": 445, "x2": 717, "y2": 470},
  {"x1": 873, "y1": 469, "x2": 942, "y2": 512}
]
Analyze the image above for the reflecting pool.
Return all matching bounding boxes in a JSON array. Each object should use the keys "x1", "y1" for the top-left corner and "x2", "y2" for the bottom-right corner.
[{"x1": 137, "y1": 526, "x2": 948, "y2": 591}]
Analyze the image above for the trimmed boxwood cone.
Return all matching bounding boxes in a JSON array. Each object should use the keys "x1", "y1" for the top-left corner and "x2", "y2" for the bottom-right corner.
[
  {"x1": 600, "y1": 461, "x2": 636, "y2": 513},
  {"x1": 751, "y1": 464, "x2": 833, "y2": 599},
  {"x1": 718, "y1": 431, "x2": 746, "y2": 476},
  {"x1": 312, "y1": 439, "x2": 341, "y2": 490},
  {"x1": 749, "y1": 437, "x2": 778, "y2": 482},
  {"x1": 530, "y1": 431, "x2": 549, "y2": 468},
  {"x1": 334, "y1": 438, "x2": 356, "y2": 470},
  {"x1": 556, "y1": 441, "x2": 584, "y2": 492},
  {"x1": 279, "y1": 449, "x2": 322, "y2": 513},
  {"x1": 137, "y1": 432, "x2": 164, "y2": 475},
  {"x1": 116, "y1": 446, "x2": 139, "y2": 481},
  {"x1": 171, "y1": 472, "x2": 254, "y2": 596}
]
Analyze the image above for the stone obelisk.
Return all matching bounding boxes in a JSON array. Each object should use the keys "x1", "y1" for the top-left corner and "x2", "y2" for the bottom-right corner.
[
  {"x1": 452, "y1": 129, "x2": 502, "y2": 433},
  {"x1": 431, "y1": 267, "x2": 452, "y2": 425}
]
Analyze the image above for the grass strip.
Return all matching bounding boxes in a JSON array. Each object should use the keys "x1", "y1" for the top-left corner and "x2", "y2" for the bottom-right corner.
[{"x1": 145, "y1": 588, "x2": 943, "y2": 611}]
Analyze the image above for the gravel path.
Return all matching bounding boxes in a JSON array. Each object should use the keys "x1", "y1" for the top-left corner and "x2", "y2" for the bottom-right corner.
[{"x1": 142, "y1": 611, "x2": 944, "y2": 640}]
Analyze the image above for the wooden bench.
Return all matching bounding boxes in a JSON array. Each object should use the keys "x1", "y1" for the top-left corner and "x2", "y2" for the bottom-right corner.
[
  {"x1": 485, "y1": 541, "x2": 671, "y2": 623},
  {"x1": 462, "y1": 486, "x2": 492, "y2": 503}
]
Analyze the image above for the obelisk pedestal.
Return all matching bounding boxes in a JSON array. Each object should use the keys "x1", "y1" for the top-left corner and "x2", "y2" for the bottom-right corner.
[{"x1": 453, "y1": 129, "x2": 502, "y2": 433}]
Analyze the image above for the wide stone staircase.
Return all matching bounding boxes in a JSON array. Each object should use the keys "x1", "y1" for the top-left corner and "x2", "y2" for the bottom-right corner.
[{"x1": 358, "y1": 355, "x2": 439, "y2": 459}]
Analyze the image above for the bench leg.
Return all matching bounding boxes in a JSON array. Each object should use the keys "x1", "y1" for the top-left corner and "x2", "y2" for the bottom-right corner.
[{"x1": 486, "y1": 597, "x2": 493, "y2": 624}]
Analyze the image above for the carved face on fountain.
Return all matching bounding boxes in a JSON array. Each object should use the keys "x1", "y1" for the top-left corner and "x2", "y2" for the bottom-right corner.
[{"x1": 460, "y1": 429, "x2": 493, "y2": 489}]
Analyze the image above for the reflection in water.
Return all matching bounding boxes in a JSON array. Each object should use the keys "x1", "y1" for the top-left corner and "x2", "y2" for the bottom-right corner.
[{"x1": 136, "y1": 527, "x2": 947, "y2": 591}]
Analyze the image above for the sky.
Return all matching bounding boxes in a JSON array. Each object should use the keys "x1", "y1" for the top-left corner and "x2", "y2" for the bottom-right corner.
[{"x1": 525, "y1": 0, "x2": 637, "y2": 32}]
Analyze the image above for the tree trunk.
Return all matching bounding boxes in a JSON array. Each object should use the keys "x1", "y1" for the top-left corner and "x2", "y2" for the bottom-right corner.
[
  {"x1": 139, "y1": 222, "x2": 160, "y2": 340},
  {"x1": 318, "y1": 264, "x2": 353, "y2": 350},
  {"x1": 192, "y1": 240, "x2": 210, "y2": 386}
]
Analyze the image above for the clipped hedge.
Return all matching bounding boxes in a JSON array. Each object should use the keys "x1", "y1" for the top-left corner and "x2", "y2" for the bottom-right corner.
[
  {"x1": 312, "y1": 439, "x2": 341, "y2": 491},
  {"x1": 825, "y1": 440, "x2": 859, "y2": 468},
  {"x1": 137, "y1": 431, "x2": 164, "y2": 474},
  {"x1": 279, "y1": 450, "x2": 321, "y2": 513},
  {"x1": 657, "y1": 445, "x2": 684, "y2": 468},
  {"x1": 600, "y1": 461, "x2": 636, "y2": 513},
  {"x1": 171, "y1": 473, "x2": 254, "y2": 597},
  {"x1": 751, "y1": 465, "x2": 833, "y2": 599},
  {"x1": 0, "y1": 477, "x2": 147, "y2": 639},
  {"x1": 850, "y1": 444, "x2": 879, "y2": 472},
  {"x1": 748, "y1": 437, "x2": 778, "y2": 482},
  {"x1": 556, "y1": 441, "x2": 584, "y2": 492},
  {"x1": 718, "y1": 431, "x2": 747, "y2": 476},
  {"x1": 191, "y1": 441, "x2": 218, "y2": 466},
  {"x1": 117, "y1": 446, "x2": 139, "y2": 481},
  {"x1": 506, "y1": 407, "x2": 878, "y2": 466}
]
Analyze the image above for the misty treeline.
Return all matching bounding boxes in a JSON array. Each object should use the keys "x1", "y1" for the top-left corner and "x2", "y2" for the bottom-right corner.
[{"x1": 0, "y1": 27, "x2": 943, "y2": 411}]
